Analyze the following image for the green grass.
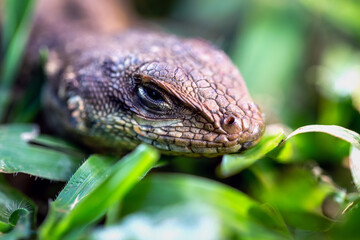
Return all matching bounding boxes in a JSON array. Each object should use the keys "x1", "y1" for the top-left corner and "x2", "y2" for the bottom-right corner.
[
  {"x1": 0, "y1": 0, "x2": 36, "y2": 121},
  {"x1": 1, "y1": 0, "x2": 360, "y2": 239}
]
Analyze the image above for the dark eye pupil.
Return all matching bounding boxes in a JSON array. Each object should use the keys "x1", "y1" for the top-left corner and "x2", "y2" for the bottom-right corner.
[{"x1": 144, "y1": 87, "x2": 163, "y2": 101}]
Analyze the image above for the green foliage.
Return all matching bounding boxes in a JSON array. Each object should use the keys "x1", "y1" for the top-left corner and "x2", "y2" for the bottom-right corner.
[
  {"x1": 0, "y1": 124, "x2": 84, "y2": 181},
  {"x1": 250, "y1": 165, "x2": 334, "y2": 231},
  {"x1": 113, "y1": 174, "x2": 291, "y2": 240},
  {"x1": 219, "y1": 125, "x2": 285, "y2": 177},
  {"x1": 0, "y1": 176, "x2": 35, "y2": 238},
  {"x1": 0, "y1": 0, "x2": 36, "y2": 121},
  {"x1": 231, "y1": 5, "x2": 306, "y2": 123},
  {"x1": 39, "y1": 145, "x2": 159, "y2": 239},
  {"x1": 1, "y1": 0, "x2": 360, "y2": 239},
  {"x1": 300, "y1": 0, "x2": 360, "y2": 38}
]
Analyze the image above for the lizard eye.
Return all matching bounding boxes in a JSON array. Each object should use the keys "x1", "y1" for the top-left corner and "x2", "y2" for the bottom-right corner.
[{"x1": 137, "y1": 84, "x2": 172, "y2": 112}]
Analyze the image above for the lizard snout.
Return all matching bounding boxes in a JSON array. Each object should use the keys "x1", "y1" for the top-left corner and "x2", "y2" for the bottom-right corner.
[{"x1": 219, "y1": 103, "x2": 266, "y2": 150}]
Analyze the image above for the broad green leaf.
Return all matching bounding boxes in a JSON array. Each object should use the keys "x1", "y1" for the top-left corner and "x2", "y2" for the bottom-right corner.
[
  {"x1": 0, "y1": 124, "x2": 84, "y2": 181},
  {"x1": 39, "y1": 144, "x2": 159, "y2": 240},
  {"x1": 0, "y1": 176, "x2": 36, "y2": 236},
  {"x1": 119, "y1": 174, "x2": 291, "y2": 240},
  {"x1": 219, "y1": 125, "x2": 285, "y2": 177}
]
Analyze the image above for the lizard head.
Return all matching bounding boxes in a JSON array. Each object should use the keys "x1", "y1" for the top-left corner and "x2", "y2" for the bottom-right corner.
[{"x1": 45, "y1": 30, "x2": 265, "y2": 157}]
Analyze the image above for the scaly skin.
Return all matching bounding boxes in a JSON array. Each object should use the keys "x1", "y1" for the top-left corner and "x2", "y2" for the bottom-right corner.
[{"x1": 30, "y1": 3, "x2": 265, "y2": 157}]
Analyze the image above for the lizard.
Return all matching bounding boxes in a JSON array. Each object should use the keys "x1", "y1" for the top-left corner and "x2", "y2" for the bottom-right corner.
[{"x1": 26, "y1": 0, "x2": 266, "y2": 157}]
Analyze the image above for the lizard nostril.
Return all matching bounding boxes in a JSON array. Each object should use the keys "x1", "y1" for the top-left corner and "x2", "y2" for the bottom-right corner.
[
  {"x1": 221, "y1": 115, "x2": 242, "y2": 134},
  {"x1": 224, "y1": 115, "x2": 235, "y2": 125}
]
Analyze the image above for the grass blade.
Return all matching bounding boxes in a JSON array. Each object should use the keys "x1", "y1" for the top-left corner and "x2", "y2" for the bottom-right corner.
[
  {"x1": 0, "y1": 0, "x2": 36, "y2": 121},
  {"x1": 283, "y1": 124, "x2": 360, "y2": 189},
  {"x1": 39, "y1": 144, "x2": 159, "y2": 240}
]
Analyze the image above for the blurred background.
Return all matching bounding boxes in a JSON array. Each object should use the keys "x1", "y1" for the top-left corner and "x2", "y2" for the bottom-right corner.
[{"x1": 1, "y1": 0, "x2": 360, "y2": 238}]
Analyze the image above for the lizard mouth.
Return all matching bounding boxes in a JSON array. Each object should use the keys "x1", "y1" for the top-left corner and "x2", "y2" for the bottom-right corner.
[
  {"x1": 150, "y1": 133, "x2": 264, "y2": 157},
  {"x1": 132, "y1": 115, "x2": 265, "y2": 157}
]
